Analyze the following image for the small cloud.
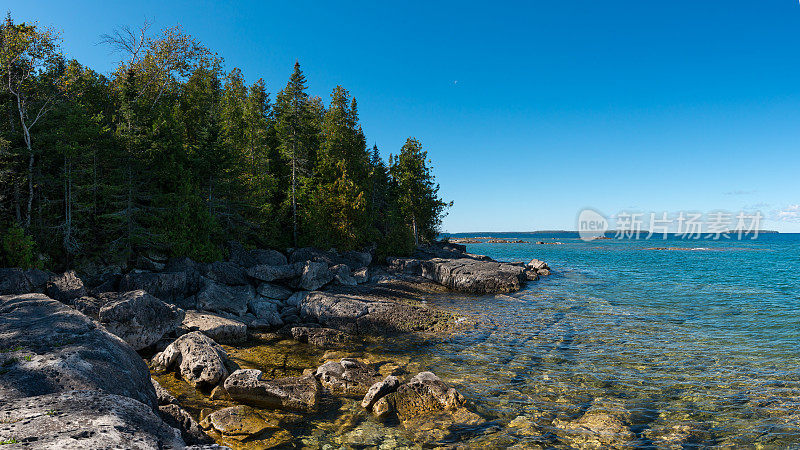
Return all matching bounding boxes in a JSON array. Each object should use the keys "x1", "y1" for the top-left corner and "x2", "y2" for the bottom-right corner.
[
  {"x1": 724, "y1": 190, "x2": 756, "y2": 196},
  {"x1": 771, "y1": 204, "x2": 800, "y2": 222},
  {"x1": 453, "y1": 80, "x2": 458, "y2": 85}
]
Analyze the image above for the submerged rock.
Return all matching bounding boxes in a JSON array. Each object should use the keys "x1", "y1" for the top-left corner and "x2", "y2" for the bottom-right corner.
[
  {"x1": 159, "y1": 403, "x2": 214, "y2": 445},
  {"x1": 98, "y1": 290, "x2": 185, "y2": 350},
  {"x1": 553, "y1": 397, "x2": 637, "y2": 449},
  {"x1": 152, "y1": 331, "x2": 235, "y2": 388},
  {"x1": 0, "y1": 293, "x2": 157, "y2": 408},
  {"x1": 315, "y1": 358, "x2": 383, "y2": 398},
  {"x1": 393, "y1": 372, "x2": 466, "y2": 420},
  {"x1": 46, "y1": 270, "x2": 87, "y2": 303},
  {"x1": 291, "y1": 326, "x2": 350, "y2": 347},
  {"x1": 224, "y1": 369, "x2": 321, "y2": 412},
  {"x1": 200, "y1": 405, "x2": 275, "y2": 440},
  {"x1": 183, "y1": 310, "x2": 247, "y2": 344},
  {"x1": 0, "y1": 390, "x2": 184, "y2": 449},
  {"x1": 361, "y1": 375, "x2": 401, "y2": 410}
]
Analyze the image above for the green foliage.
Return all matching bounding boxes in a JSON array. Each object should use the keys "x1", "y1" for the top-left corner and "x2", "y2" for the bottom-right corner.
[
  {"x1": 0, "y1": 15, "x2": 451, "y2": 269},
  {"x1": 1, "y1": 222, "x2": 39, "y2": 268}
]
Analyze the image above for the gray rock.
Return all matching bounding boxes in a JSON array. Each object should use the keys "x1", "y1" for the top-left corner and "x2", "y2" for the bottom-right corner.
[
  {"x1": 152, "y1": 331, "x2": 235, "y2": 388},
  {"x1": 393, "y1": 371, "x2": 465, "y2": 420},
  {"x1": 152, "y1": 378, "x2": 177, "y2": 405},
  {"x1": 553, "y1": 397, "x2": 637, "y2": 448},
  {"x1": 420, "y1": 258, "x2": 528, "y2": 294},
  {"x1": 0, "y1": 294, "x2": 157, "y2": 408},
  {"x1": 230, "y1": 244, "x2": 287, "y2": 268},
  {"x1": 248, "y1": 298, "x2": 284, "y2": 327},
  {"x1": 70, "y1": 295, "x2": 105, "y2": 318},
  {"x1": 299, "y1": 288, "x2": 456, "y2": 334},
  {"x1": 224, "y1": 369, "x2": 321, "y2": 412},
  {"x1": 353, "y1": 267, "x2": 369, "y2": 284},
  {"x1": 387, "y1": 257, "x2": 422, "y2": 275},
  {"x1": 297, "y1": 261, "x2": 334, "y2": 290},
  {"x1": 24, "y1": 268, "x2": 52, "y2": 292},
  {"x1": 196, "y1": 279, "x2": 254, "y2": 316},
  {"x1": 340, "y1": 250, "x2": 372, "y2": 270},
  {"x1": 286, "y1": 291, "x2": 308, "y2": 307},
  {"x1": 315, "y1": 358, "x2": 382, "y2": 398},
  {"x1": 45, "y1": 270, "x2": 87, "y2": 303},
  {"x1": 256, "y1": 282, "x2": 293, "y2": 300},
  {"x1": 120, "y1": 270, "x2": 200, "y2": 303},
  {"x1": 246, "y1": 263, "x2": 301, "y2": 283},
  {"x1": 98, "y1": 290, "x2": 185, "y2": 350},
  {"x1": 526, "y1": 259, "x2": 549, "y2": 271},
  {"x1": 289, "y1": 247, "x2": 332, "y2": 265},
  {"x1": 183, "y1": 310, "x2": 247, "y2": 344},
  {"x1": 0, "y1": 391, "x2": 184, "y2": 449},
  {"x1": 361, "y1": 375, "x2": 401, "y2": 410},
  {"x1": 291, "y1": 326, "x2": 350, "y2": 347},
  {"x1": 0, "y1": 268, "x2": 32, "y2": 295},
  {"x1": 203, "y1": 261, "x2": 248, "y2": 286},
  {"x1": 159, "y1": 403, "x2": 213, "y2": 445},
  {"x1": 331, "y1": 263, "x2": 357, "y2": 286},
  {"x1": 200, "y1": 405, "x2": 288, "y2": 445}
]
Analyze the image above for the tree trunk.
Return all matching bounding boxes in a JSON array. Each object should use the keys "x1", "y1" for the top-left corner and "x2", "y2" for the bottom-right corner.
[
  {"x1": 412, "y1": 216, "x2": 418, "y2": 246},
  {"x1": 291, "y1": 140, "x2": 297, "y2": 247}
]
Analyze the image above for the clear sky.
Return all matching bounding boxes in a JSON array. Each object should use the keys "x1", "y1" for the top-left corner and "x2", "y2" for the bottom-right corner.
[{"x1": 8, "y1": 1, "x2": 800, "y2": 232}]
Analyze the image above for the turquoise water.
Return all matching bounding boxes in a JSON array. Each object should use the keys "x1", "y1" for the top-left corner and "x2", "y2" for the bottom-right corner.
[{"x1": 398, "y1": 233, "x2": 800, "y2": 447}]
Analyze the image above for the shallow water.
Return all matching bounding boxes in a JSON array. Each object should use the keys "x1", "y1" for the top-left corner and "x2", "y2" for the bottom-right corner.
[{"x1": 163, "y1": 233, "x2": 800, "y2": 448}]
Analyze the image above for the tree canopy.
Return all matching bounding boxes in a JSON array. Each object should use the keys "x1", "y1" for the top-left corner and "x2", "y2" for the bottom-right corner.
[{"x1": 0, "y1": 15, "x2": 450, "y2": 270}]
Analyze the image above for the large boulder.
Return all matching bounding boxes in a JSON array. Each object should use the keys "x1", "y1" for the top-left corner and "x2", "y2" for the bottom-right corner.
[
  {"x1": 0, "y1": 294, "x2": 157, "y2": 408},
  {"x1": 229, "y1": 243, "x2": 287, "y2": 268},
  {"x1": 297, "y1": 261, "x2": 334, "y2": 291},
  {"x1": 98, "y1": 290, "x2": 185, "y2": 350},
  {"x1": 256, "y1": 282, "x2": 293, "y2": 300},
  {"x1": 353, "y1": 267, "x2": 369, "y2": 284},
  {"x1": 291, "y1": 326, "x2": 350, "y2": 347},
  {"x1": 393, "y1": 372, "x2": 465, "y2": 420},
  {"x1": 152, "y1": 331, "x2": 235, "y2": 388},
  {"x1": 386, "y1": 257, "x2": 422, "y2": 275},
  {"x1": 119, "y1": 270, "x2": 199, "y2": 303},
  {"x1": 331, "y1": 264, "x2": 357, "y2": 286},
  {"x1": 340, "y1": 250, "x2": 372, "y2": 270},
  {"x1": 246, "y1": 263, "x2": 301, "y2": 283},
  {"x1": 158, "y1": 403, "x2": 213, "y2": 445},
  {"x1": 45, "y1": 270, "x2": 87, "y2": 303},
  {"x1": 420, "y1": 258, "x2": 528, "y2": 294},
  {"x1": 183, "y1": 310, "x2": 247, "y2": 344},
  {"x1": 224, "y1": 369, "x2": 321, "y2": 412},
  {"x1": 361, "y1": 375, "x2": 401, "y2": 410},
  {"x1": 196, "y1": 279, "x2": 254, "y2": 316},
  {"x1": 248, "y1": 298, "x2": 283, "y2": 327},
  {"x1": 299, "y1": 288, "x2": 458, "y2": 334},
  {"x1": 315, "y1": 358, "x2": 382, "y2": 398},
  {"x1": 203, "y1": 261, "x2": 248, "y2": 286},
  {"x1": 200, "y1": 405, "x2": 292, "y2": 446},
  {"x1": 0, "y1": 391, "x2": 184, "y2": 449},
  {"x1": 0, "y1": 268, "x2": 31, "y2": 295}
]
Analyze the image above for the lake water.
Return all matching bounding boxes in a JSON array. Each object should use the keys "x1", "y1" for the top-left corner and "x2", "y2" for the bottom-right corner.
[{"x1": 394, "y1": 232, "x2": 800, "y2": 448}]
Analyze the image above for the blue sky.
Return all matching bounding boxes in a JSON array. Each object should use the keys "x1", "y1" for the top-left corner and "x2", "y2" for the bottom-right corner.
[{"x1": 9, "y1": 1, "x2": 800, "y2": 232}]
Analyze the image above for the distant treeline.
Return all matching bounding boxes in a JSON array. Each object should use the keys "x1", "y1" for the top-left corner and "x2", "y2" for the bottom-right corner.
[{"x1": 0, "y1": 15, "x2": 451, "y2": 270}]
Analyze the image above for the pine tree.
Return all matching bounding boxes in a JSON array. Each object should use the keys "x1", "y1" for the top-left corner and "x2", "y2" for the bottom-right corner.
[{"x1": 389, "y1": 137, "x2": 451, "y2": 245}]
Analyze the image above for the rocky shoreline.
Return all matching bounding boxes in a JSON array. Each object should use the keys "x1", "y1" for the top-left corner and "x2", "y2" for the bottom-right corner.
[{"x1": 0, "y1": 242, "x2": 551, "y2": 448}]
